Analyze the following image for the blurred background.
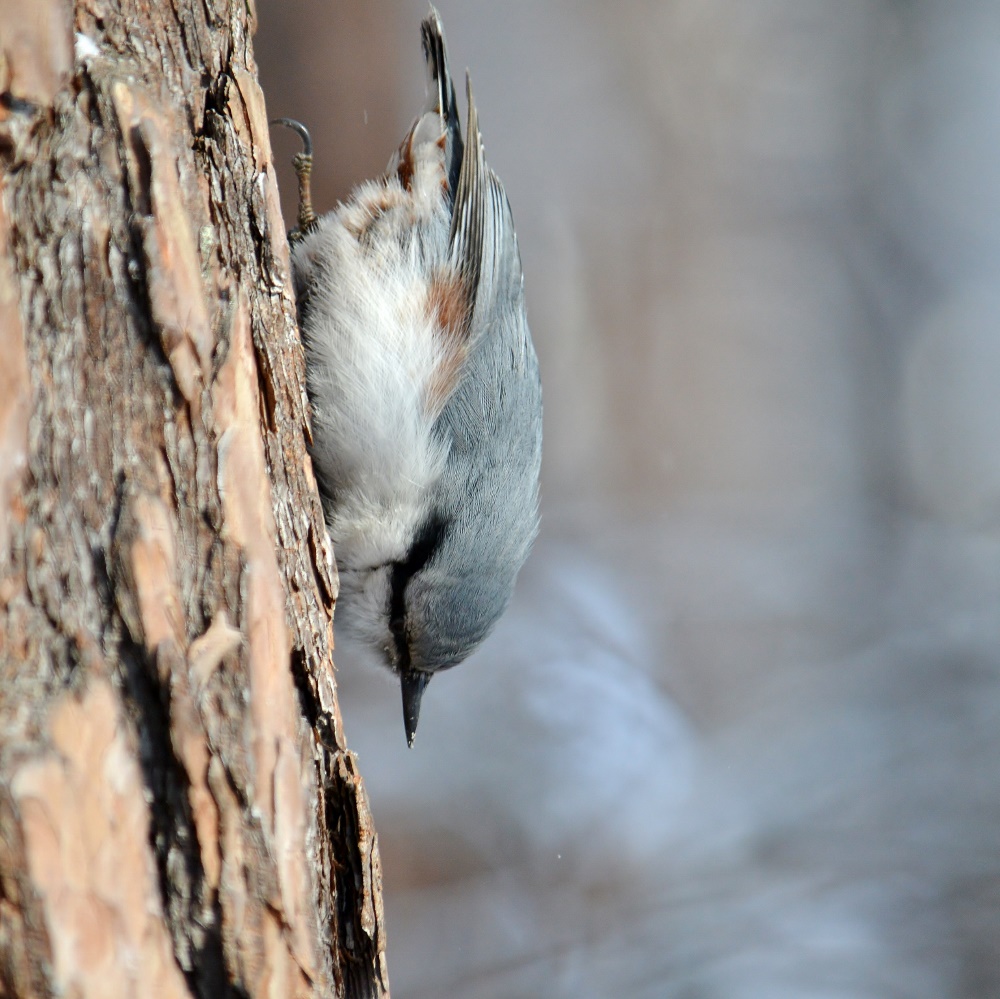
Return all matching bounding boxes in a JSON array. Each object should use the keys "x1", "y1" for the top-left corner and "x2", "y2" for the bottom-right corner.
[{"x1": 258, "y1": 2, "x2": 1000, "y2": 996}]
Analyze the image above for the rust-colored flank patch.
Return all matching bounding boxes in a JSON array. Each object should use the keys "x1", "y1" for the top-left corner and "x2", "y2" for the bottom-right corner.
[
  {"x1": 426, "y1": 269, "x2": 469, "y2": 338},
  {"x1": 424, "y1": 269, "x2": 471, "y2": 417}
]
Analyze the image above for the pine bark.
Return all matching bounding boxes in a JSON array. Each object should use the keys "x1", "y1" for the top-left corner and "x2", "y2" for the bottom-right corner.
[{"x1": 0, "y1": 2, "x2": 388, "y2": 996}]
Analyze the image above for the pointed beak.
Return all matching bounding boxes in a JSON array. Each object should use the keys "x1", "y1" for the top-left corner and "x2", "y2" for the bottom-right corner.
[{"x1": 400, "y1": 670, "x2": 431, "y2": 747}]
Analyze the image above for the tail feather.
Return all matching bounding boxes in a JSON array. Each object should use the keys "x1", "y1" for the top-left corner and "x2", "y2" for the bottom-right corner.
[
  {"x1": 421, "y1": 6, "x2": 463, "y2": 198},
  {"x1": 421, "y1": 8, "x2": 522, "y2": 347}
]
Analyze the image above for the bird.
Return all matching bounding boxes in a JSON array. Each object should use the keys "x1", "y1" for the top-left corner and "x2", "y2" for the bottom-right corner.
[{"x1": 274, "y1": 7, "x2": 542, "y2": 746}]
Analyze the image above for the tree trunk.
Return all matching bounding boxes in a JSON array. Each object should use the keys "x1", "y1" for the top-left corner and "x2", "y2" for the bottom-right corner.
[{"x1": 0, "y1": 2, "x2": 389, "y2": 997}]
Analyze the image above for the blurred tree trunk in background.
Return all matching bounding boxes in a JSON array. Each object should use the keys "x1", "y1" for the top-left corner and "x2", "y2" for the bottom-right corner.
[{"x1": 0, "y1": 2, "x2": 388, "y2": 997}]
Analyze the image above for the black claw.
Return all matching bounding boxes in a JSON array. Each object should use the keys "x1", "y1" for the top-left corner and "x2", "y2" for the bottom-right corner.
[
  {"x1": 270, "y1": 117, "x2": 313, "y2": 158},
  {"x1": 270, "y1": 118, "x2": 318, "y2": 239}
]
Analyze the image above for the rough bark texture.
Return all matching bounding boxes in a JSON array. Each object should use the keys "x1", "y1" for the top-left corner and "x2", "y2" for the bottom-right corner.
[{"x1": 0, "y1": 2, "x2": 389, "y2": 997}]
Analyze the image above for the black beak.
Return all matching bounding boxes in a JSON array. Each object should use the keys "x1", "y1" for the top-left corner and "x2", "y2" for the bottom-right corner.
[{"x1": 400, "y1": 670, "x2": 431, "y2": 747}]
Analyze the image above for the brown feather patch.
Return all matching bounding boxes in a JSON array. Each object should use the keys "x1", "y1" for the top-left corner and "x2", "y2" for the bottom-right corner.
[
  {"x1": 427, "y1": 269, "x2": 470, "y2": 339},
  {"x1": 342, "y1": 185, "x2": 406, "y2": 243},
  {"x1": 396, "y1": 128, "x2": 416, "y2": 191},
  {"x1": 424, "y1": 269, "x2": 472, "y2": 417}
]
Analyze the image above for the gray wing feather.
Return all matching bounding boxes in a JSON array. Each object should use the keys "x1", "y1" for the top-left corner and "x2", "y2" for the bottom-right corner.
[
  {"x1": 449, "y1": 75, "x2": 524, "y2": 336},
  {"x1": 449, "y1": 75, "x2": 485, "y2": 306}
]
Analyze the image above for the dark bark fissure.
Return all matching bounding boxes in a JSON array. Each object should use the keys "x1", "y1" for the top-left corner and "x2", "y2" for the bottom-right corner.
[{"x1": 121, "y1": 633, "x2": 235, "y2": 999}]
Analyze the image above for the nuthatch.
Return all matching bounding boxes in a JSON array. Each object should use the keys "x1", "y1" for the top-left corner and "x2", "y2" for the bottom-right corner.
[{"x1": 275, "y1": 7, "x2": 541, "y2": 745}]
